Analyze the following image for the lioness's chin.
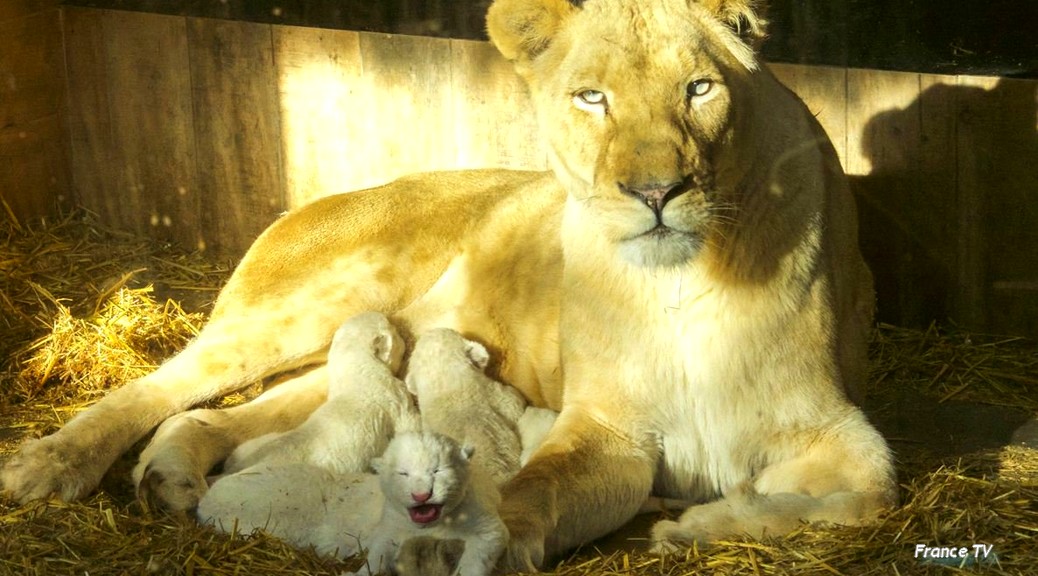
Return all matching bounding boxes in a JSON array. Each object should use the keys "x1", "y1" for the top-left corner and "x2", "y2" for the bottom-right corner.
[{"x1": 618, "y1": 229, "x2": 703, "y2": 268}]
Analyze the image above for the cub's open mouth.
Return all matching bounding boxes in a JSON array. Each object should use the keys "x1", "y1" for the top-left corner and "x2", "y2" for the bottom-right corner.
[{"x1": 408, "y1": 503, "x2": 443, "y2": 525}]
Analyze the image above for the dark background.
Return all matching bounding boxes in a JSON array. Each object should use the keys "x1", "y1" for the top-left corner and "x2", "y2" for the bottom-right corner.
[{"x1": 66, "y1": 0, "x2": 1037, "y2": 78}]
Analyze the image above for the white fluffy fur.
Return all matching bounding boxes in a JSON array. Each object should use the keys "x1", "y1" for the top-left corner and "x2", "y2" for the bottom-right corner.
[
  {"x1": 405, "y1": 328, "x2": 528, "y2": 484},
  {"x1": 198, "y1": 324, "x2": 561, "y2": 563},
  {"x1": 353, "y1": 432, "x2": 507, "y2": 576},
  {"x1": 220, "y1": 312, "x2": 418, "y2": 475},
  {"x1": 198, "y1": 463, "x2": 382, "y2": 558}
]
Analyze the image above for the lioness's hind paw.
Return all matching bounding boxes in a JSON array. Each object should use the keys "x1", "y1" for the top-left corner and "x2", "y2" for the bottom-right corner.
[
  {"x1": 136, "y1": 462, "x2": 209, "y2": 514},
  {"x1": 650, "y1": 519, "x2": 704, "y2": 557},
  {"x1": 1, "y1": 438, "x2": 97, "y2": 504}
]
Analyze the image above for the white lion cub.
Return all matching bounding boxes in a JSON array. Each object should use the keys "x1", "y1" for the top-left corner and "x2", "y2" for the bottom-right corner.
[
  {"x1": 220, "y1": 311, "x2": 418, "y2": 475},
  {"x1": 405, "y1": 328, "x2": 527, "y2": 485},
  {"x1": 353, "y1": 431, "x2": 506, "y2": 576}
]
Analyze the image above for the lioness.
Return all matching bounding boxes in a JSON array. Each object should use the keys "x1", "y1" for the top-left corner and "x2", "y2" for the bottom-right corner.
[{"x1": 1, "y1": 0, "x2": 896, "y2": 571}]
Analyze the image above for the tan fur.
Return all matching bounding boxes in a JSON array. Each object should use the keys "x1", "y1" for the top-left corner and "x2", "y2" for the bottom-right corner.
[{"x1": 1, "y1": 0, "x2": 894, "y2": 572}]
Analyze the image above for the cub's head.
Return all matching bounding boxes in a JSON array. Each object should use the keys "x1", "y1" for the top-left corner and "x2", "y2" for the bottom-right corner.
[
  {"x1": 488, "y1": 0, "x2": 768, "y2": 268},
  {"x1": 372, "y1": 432, "x2": 474, "y2": 527},
  {"x1": 330, "y1": 311, "x2": 405, "y2": 373},
  {"x1": 404, "y1": 328, "x2": 491, "y2": 397}
]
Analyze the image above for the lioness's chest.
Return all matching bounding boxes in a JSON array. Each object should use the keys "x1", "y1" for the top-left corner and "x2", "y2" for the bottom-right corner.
[
  {"x1": 566, "y1": 276, "x2": 792, "y2": 499},
  {"x1": 644, "y1": 319, "x2": 779, "y2": 500}
]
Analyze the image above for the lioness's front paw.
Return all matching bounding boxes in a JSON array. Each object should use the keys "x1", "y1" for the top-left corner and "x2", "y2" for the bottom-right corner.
[
  {"x1": 134, "y1": 452, "x2": 209, "y2": 513},
  {"x1": 498, "y1": 515, "x2": 545, "y2": 573},
  {"x1": 1, "y1": 437, "x2": 100, "y2": 503}
]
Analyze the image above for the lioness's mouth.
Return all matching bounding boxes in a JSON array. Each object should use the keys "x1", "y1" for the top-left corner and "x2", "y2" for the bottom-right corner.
[
  {"x1": 636, "y1": 224, "x2": 689, "y2": 241},
  {"x1": 646, "y1": 224, "x2": 677, "y2": 237},
  {"x1": 408, "y1": 503, "x2": 443, "y2": 525}
]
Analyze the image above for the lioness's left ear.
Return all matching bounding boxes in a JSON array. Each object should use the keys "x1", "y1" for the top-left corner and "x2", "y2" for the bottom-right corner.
[
  {"x1": 487, "y1": 0, "x2": 580, "y2": 63},
  {"x1": 699, "y1": 0, "x2": 769, "y2": 48}
]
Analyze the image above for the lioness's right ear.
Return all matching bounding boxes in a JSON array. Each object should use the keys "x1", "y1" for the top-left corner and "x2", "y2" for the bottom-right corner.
[
  {"x1": 487, "y1": 0, "x2": 580, "y2": 63},
  {"x1": 699, "y1": 0, "x2": 769, "y2": 48}
]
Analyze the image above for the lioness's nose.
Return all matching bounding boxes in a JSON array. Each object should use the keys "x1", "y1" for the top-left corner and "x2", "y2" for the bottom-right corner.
[{"x1": 619, "y1": 180, "x2": 685, "y2": 215}]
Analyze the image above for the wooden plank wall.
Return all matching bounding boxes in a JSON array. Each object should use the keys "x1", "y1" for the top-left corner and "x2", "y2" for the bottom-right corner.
[
  {"x1": 0, "y1": 0, "x2": 71, "y2": 220},
  {"x1": 6, "y1": 7, "x2": 1038, "y2": 337},
  {"x1": 60, "y1": 8, "x2": 544, "y2": 254},
  {"x1": 770, "y1": 65, "x2": 1038, "y2": 337}
]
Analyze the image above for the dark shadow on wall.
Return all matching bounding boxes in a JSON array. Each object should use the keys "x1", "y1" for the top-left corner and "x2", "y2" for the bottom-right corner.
[{"x1": 852, "y1": 79, "x2": 1038, "y2": 338}]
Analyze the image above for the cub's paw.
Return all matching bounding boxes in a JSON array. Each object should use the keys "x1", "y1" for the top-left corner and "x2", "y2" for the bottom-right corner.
[
  {"x1": 134, "y1": 453, "x2": 209, "y2": 513},
  {"x1": 394, "y1": 536, "x2": 464, "y2": 576},
  {"x1": 1, "y1": 437, "x2": 99, "y2": 503},
  {"x1": 498, "y1": 514, "x2": 545, "y2": 573}
]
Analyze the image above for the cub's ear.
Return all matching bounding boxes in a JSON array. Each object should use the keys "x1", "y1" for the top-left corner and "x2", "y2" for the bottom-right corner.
[
  {"x1": 699, "y1": 0, "x2": 769, "y2": 47},
  {"x1": 463, "y1": 339, "x2": 490, "y2": 371},
  {"x1": 460, "y1": 445, "x2": 476, "y2": 461},
  {"x1": 487, "y1": 0, "x2": 580, "y2": 63},
  {"x1": 371, "y1": 331, "x2": 398, "y2": 367},
  {"x1": 370, "y1": 457, "x2": 383, "y2": 474},
  {"x1": 403, "y1": 373, "x2": 419, "y2": 396}
]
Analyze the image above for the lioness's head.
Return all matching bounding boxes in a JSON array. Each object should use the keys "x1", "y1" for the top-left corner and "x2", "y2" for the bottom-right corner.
[{"x1": 488, "y1": 0, "x2": 768, "y2": 268}]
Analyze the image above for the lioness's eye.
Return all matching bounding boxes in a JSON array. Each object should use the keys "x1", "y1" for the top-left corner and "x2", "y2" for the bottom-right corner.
[
  {"x1": 577, "y1": 90, "x2": 605, "y2": 104},
  {"x1": 687, "y1": 79, "x2": 713, "y2": 99},
  {"x1": 573, "y1": 89, "x2": 607, "y2": 112}
]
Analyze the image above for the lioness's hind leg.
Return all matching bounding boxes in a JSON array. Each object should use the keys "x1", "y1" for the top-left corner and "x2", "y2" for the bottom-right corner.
[
  {"x1": 134, "y1": 366, "x2": 329, "y2": 512},
  {"x1": 1, "y1": 311, "x2": 339, "y2": 505},
  {"x1": 651, "y1": 487, "x2": 891, "y2": 552},
  {"x1": 652, "y1": 410, "x2": 895, "y2": 550}
]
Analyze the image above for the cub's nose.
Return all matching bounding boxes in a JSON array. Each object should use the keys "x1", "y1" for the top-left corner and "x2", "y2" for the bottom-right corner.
[
  {"x1": 411, "y1": 491, "x2": 432, "y2": 504},
  {"x1": 618, "y1": 180, "x2": 685, "y2": 215}
]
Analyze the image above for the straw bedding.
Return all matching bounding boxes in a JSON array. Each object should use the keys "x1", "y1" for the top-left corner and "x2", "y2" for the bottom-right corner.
[{"x1": 1, "y1": 208, "x2": 1036, "y2": 575}]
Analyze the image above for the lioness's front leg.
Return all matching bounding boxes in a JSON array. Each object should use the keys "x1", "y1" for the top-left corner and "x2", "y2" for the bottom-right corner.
[{"x1": 497, "y1": 408, "x2": 657, "y2": 571}]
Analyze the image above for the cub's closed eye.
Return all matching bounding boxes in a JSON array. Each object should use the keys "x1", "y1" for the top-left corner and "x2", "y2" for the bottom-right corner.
[
  {"x1": 687, "y1": 79, "x2": 713, "y2": 99},
  {"x1": 397, "y1": 471, "x2": 409, "y2": 477}
]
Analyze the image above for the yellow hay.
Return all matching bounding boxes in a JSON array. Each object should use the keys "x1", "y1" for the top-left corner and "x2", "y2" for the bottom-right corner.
[{"x1": 1, "y1": 209, "x2": 1036, "y2": 575}]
